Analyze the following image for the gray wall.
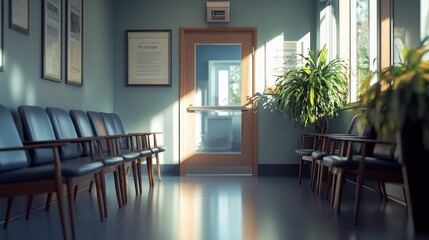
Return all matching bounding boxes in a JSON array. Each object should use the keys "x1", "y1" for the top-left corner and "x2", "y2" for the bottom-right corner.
[
  {"x1": 0, "y1": 0, "x2": 115, "y2": 112},
  {"x1": 0, "y1": 0, "x2": 115, "y2": 223},
  {"x1": 112, "y1": 0, "x2": 318, "y2": 170}
]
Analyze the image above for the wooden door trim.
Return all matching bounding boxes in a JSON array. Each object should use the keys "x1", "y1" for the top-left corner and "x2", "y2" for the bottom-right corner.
[{"x1": 179, "y1": 27, "x2": 258, "y2": 176}]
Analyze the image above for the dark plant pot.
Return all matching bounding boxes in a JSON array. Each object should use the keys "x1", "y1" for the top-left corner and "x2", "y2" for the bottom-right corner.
[{"x1": 397, "y1": 118, "x2": 429, "y2": 233}]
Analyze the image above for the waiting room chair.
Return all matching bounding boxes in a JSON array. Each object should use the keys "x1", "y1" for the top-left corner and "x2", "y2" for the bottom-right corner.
[
  {"x1": 101, "y1": 112, "x2": 153, "y2": 191},
  {"x1": 18, "y1": 105, "x2": 105, "y2": 240},
  {"x1": 86, "y1": 111, "x2": 141, "y2": 204},
  {"x1": 49, "y1": 107, "x2": 126, "y2": 215},
  {"x1": 0, "y1": 104, "x2": 68, "y2": 239},
  {"x1": 322, "y1": 132, "x2": 404, "y2": 225},
  {"x1": 311, "y1": 113, "x2": 375, "y2": 195},
  {"x1": 109, "y1": 112, "x2": 166, "y2": 182}
]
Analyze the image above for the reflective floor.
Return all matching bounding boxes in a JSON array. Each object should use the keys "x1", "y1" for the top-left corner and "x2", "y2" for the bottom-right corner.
[{"x1": 1, "y1": 176, "x2": 428, "y2": 240}]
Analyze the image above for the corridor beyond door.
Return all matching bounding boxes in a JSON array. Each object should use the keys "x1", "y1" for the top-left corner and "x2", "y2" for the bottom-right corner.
[{"x1": 179, "y1": 28, "x2": 258, "y2": 175}]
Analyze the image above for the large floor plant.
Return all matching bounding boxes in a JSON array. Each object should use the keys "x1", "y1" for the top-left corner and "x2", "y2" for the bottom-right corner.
[
  {"x1": 359, "y1": 45, "x2": 429, "y2": 233},
  {"x1": 274, "y1": 45, "x2": 349, "y2": 133}
]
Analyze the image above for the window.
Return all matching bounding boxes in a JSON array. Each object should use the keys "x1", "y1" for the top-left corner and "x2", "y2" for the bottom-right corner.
[{"x1": 334, "y1": 0, "x2": 379, "y2": 103}]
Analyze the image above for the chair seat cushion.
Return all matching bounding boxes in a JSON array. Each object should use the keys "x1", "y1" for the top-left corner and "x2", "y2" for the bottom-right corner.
[
  {"x1": 0, "y1": 164, "x2": 55, "y2": 184},
  {"x1": 322, "y1": 155, "x2": 402, "y2": 172},
  {"x1": 311, "y1": 150, "x2": 327, "y2": 160},
  {"x1": 100, "y1": 154, "x2": 123, "y2": 167},
  {"x1": 120, "y1": 150, "x2": 140, "y2": 162},
  {"x1": 139, "y1": 149, "x2": 152, "y2": 157},
  {"x1": 61, "y1": 158, "x2": 104, "y2": 177},
  {"x1": 150, "y1": 147, "x2": 160, "y2": 154},
  {"x1": 157, "y1": 145, "x2": 166, "y2": 152},
  {"x1": 295, "y1": 149, "x2": 313, "y2": 156}
]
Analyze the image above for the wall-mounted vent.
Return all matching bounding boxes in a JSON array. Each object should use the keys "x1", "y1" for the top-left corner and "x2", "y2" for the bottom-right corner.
[{"x1": 206, "y1": 2, "x2": 230, "y2": 23}]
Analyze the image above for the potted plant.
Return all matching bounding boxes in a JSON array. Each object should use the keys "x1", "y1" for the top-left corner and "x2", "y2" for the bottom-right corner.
[
  {"x1": 274, "y1": 45, "x2": 349, "y2": 133},
  {"x1": 359, "y1": 45, "x2": 429, "y2": 233}
]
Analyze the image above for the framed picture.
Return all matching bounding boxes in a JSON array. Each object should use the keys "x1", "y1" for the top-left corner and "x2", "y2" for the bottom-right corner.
[
  {"x1": 126, "y1": 30, "x2": 172, "y2": 86},
  {"x1": 9, "y1": 0, "x2": 29, "y2": 35},
  {"x1": 42, "y1": 0, "x2": 62, "y2": 82},
  {"x1": 0, "y1": 0, "x2": 3, "y2": 71},
  {"x1": 66, "y1": 0, "x2": 82, "y2": 86}
]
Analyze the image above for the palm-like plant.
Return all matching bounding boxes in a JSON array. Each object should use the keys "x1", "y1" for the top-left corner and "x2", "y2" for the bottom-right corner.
[
  {"x1": 274, "y1": 45, "x2": 349, "y2": 132},
  {"x1": 359, "y1": 45, "x2": 429, "y2": 149}
]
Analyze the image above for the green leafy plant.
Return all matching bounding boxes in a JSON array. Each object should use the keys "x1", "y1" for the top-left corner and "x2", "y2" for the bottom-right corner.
[
  {"x1": 359, "y1": 45, "x2": 429, "y2": 149},
  {"x1": 274, "y1": 45, "x2": 349, "y2": 132}
]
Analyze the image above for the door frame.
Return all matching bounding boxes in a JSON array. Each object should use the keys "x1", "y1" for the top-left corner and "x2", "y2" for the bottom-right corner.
[{"x1": 179, "y1": 27, "x2": 258, "y2": 176}]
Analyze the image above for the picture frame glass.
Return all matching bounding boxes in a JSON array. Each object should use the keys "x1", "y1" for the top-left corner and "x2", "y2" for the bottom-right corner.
[
  {"x1": 9, "y1": 0, "x2": 29, "y2": 35},
  {"x1": 127, "y1": 30, "x2": 172, "y2": 86},
  {"x1": 66, "y1": 0, "x2": 82, "y2": 86},
  {"x1": 43, "y1": 0, "x2": 62, "y2": 81}
]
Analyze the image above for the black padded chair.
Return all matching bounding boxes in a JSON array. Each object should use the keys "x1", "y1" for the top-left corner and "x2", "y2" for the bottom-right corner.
[
  {"x1": 86, "y1": 111, "x2": 140, "y2": 204},
  {"x1": 69, "y1": 109, "x2": 125, "y2": 209},
  {"x1": 311, "y1": 113, "x2": 376, "y2": 195},
  {"x1": 296, "y1": 114, "x2": 368, "y2": 190},
  {"x1": 101, "y1": 112, "x2": 153, "y2": 191},
  {"x1": 48, "y1": 107, "x2": 124, "y2": 215},
  {"x1": 109, "y1": 112, "x2": 166, "y2": 183},
  {"x1": 18, "y1": 105, "x2": 105, "y2": 240},
  {"x1": 0, "y1": 105, "x2": 68, "y2": 239},
  {"x1": 322, "y1": 132, "x2": 404, "y2": 225}
]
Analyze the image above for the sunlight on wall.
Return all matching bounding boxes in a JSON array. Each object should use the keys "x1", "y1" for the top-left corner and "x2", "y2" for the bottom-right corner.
[
  {"x1": 422, "y1": 0, "x2": 429, "y2": 60},
  {"x1": 10, "y1": 64, "x2": 36, "y2": 104},
  {"x1": 320, "y1": 4, "x2": 337, "y2": 59},
  {"x1": 262, "y1": 32, "x2": 311, "y2": 94}
]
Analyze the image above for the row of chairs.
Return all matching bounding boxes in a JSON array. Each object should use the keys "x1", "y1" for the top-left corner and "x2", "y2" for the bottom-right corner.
[
  {"x1": 295, "y1": 113, "x2": 405, "y2": 225},
  {"x1": 0, "y1": 105, "x2": 165, "y2": 240}
]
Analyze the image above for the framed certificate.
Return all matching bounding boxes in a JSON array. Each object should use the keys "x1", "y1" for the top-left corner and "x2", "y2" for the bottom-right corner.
[{"x1": 126, "y1": 30, "x2": 172, "y2": 86}]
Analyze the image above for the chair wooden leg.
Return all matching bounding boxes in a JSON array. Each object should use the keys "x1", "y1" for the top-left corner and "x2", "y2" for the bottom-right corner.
[
  {"x1": 131, "y1": 160, "x2": 140, "y2": 195},
  {"x1": 99, "y1": 171, "x2": 108, "y2": 218},
  {"x1": 122, "y1": 164, "x2": 129, "y2": 204},
  {"x1": 310, "y1": 160, "x2": 317, "y2": 191},
  {"x1": 354, "y1": 176, "x2": 364, "y2": 225},
  {"x1": 94, "y1": 174, "x2": 104, "y2": 222},
  {"x1": 147, "y1": 156, "x2": 154, "y2": 186},
  {"x1": 155, "y1": 153, "x2": 162, "y2": 181},
  {"x1": 333, "y1": 170, "x2": 345, "y2": 213},
  {"x1": 66, "y1": 179, "x2": 77, "y2": 240},
  {"x1": 55, "y1": 181, "x2": 68, "y2": 240},
  {"x1": 73, "y1": 185, "x2": 79, "y2": 201},
  {"x1": 88, "y1": 181, "x2": 93, "y2": 193},
  {"x1": 329, "y1": 171, "x2": 337, "y2": 205},
  {"x1": 3, "y1": 197, "x2": 13, "y2": 229},
  {"x1": 298, "y1": 156, "x2": 304, "y2": 185},
  {"x1": 136, "y1": 159, "x2": 142, "y2": 194},
  {"x1": 113, "y1": 168, "x2": 123, "y2": 208},
  {"x1": 45, "y1": 193, "x2": 53, "y2": 211},
  {"x1": 26, "y1": 195, "x2": 34, "y2": 220}
]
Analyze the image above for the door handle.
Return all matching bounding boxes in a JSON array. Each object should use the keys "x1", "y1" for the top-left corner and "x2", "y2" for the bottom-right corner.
[{"x1": 187, "y1": 105, "x2": 249, "y2": 112}]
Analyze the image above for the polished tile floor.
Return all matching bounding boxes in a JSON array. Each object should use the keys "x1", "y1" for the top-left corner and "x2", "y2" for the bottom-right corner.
[{"x1": 1, "y1": 175, "x2": 427, "y2": 240}]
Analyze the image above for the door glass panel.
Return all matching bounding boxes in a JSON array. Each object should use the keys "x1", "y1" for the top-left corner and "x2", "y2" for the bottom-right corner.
[
  {"x1": 194, "y1": 110, "x2": 241, "y2": 153},
  {"x1": 195, "y1": 44, "x2": 242, "y2": 153}
]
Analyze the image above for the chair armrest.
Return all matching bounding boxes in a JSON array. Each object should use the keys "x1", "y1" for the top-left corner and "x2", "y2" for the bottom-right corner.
[
  {"x1": 0, "y1": 141, "x2": 67, "y2": 151},
  {"x1": 326, "y1": 136, "x2": 395, "y2": 145}
]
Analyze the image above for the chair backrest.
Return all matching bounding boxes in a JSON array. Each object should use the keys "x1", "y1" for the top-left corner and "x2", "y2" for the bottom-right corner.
[
  {"x1": 46, "y1": 107, "x2": 83, "y2": 159},
  {"x1": 348, "y1": 113, "x2": 377, "y2": 155},
  {"x1": 101, "y1": 112, "x2": 129, "y2": 150},
  {"x1": 87, "y1": 111, "x2": 109, "y2": 152},
  {"x1": 70, "y1": 109, "x2": 97, "y2": 156},
  {"x1": 0, "y1": 105, "x2": 29, "y2": 172},
  {"x1": 70, "y1": 110, "x2": 94, "y2": 138},
  {"x1": 19, "y1": 105, "x2": 57, "y2": 166},
  {"x1": 372, "y1": 131, "x2": 397, "y2": 162}
]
